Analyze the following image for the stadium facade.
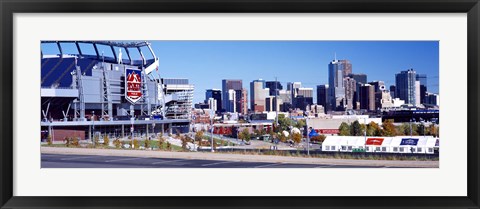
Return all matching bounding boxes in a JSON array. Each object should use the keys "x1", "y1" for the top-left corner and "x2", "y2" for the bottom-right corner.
[{"x1": 41, "y1": 41, "x2": 193, "y2": 141}]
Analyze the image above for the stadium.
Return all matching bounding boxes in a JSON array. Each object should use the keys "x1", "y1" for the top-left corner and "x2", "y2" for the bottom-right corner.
[{"x1": 40, "y1": 41, "x2": 193, "y2": 141}]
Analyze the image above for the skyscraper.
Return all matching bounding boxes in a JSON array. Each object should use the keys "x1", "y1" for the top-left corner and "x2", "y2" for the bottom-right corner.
[
  {"x1": 343, "y1": 77, "x2": 356, "y2": 110},
  {"x1": 348, "y1": 73, "x2": 367, "y2": 110},
  {"x1": 250, "y1": 79, "x2": 269, "y2": 112},
  {"x1": 293, "y1": 87, "x2": 314, "y2": 111},
  {"x1": 316, "y1": 84, "x2": 329, "y2": 111},
  {"x1": 328, "y1": 59, "x2": 349, "y2": 110},
  {"x1": 265, "y1": 81, "x2": 283, "y2": 96},
  {"x1": 395, "y1": 69, "x2": 417, "y2": 105},
  {"x1": 368, "y1": 81, "x2": 386, "y2": 110},
  {"x1": 241, "y1": 88, "x2": 248, "y2": 114},
  {"x1": 205, "y1": 89, "x2": 222, "y2": 112},
  {"x1": 416, "y1": 74, "x2": 427, "y2": 104},
  {"x1": 360, "y1": 84, "x2": 375, "y2": 111},
  {"x1": 222, "y1": 79, "x2": 242, "y2": 113}
]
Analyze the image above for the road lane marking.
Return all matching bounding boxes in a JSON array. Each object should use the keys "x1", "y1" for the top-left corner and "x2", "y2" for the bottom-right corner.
[
  {"x1": 151, "y1": 159, "x2": 187, "y2": 165},
  {"x1": 201, "y1": 161, "x2": 237, "y2": 167},
  {"x1": 254, "y1": 163, "x2": 280, "y2": 168},
  {"x1": 61, "y1": 156, "x2": 97, "y2": 161},
  {"x1": 105, "y1": 157, "x2": 144, "y2": 163},
  {"x1": 315, "y1": 165, "x2": 334, "y2": 168}
]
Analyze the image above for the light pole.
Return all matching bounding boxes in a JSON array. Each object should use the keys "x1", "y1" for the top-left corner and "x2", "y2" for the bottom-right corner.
[
  {"x1": 210, "y1": 109, "x2": 214, "y2": 152},
  {"x1": 364, "y1": 117, "x2": 367, "y2": 152},
  {"x1": 92, "y1": 111, "x2": 95, "y2": 146}
]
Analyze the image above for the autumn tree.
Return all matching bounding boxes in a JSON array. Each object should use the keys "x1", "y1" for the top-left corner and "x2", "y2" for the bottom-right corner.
[
  {"x1": 338, "y1": 122, "x2": 350, "y2": 136},
  {"x1": 291, "y1": 132, "x2": 303, "y2": 144},
  {"x1": 366, "y1": 121, "x2": 382, "y2": 136},
  {"x1": 382, "y1": 119, "x2": 397, "y2": 136},
  {"x1": 428, "y1": 124, "x2": 438, "y2": 137},
  {"x1": 238, "y1": 128, "x2": 251, "y2": 142}
]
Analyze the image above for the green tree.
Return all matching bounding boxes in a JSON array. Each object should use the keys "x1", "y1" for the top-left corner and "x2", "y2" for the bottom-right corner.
[
  {"x1": 382, "y1": 119, "x2": 397, "y2": 136},
  {"x1": 417, "y1": 123, "x2": 426, "y2": 136},
  {"x1": 277, "y1": 114, "x2": 293, "y2": 131},
  {"x1": 350, "y1": 121, "x2": 362, "y2": 136},
  {"x1": 295, "y1": 119, "x2": 306, "y2": 129},
  {"x1": 238, "y1": 128, "x2": 251, "y2": 142},
  {"x1": 338, "y1": 122, "x2": 350, "y2": 136}
]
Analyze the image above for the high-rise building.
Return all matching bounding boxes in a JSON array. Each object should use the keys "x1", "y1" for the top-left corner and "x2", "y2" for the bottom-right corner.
[
  {"x1": 426, "y1": 92, "x2": 440, "y2": 106},
  {"x1": 416, "y1": 74, "x2": 427, "y2": 104},
  {"x1": 343, "y1": 77, "x2": 356, "y2": 110},
  {"x1": 226, "y1": 89, "x2": 236, "y2": 112},
  {"x1": 205, "y1": 89, "x2": 222, "y2": 112},
  {"x1": 316, "y1": 84, "x2": 329, "y2": 112},
  {"x1": 339, "y1": 60, "x2": 352, "y2": 77},
  {"x1": 368, "y1": 81, "x2": 386, "y2": 110},
  {"x1": 389, "y1": 85, "x2": 396, "y2": 99},
  {"x1": 328, "y1": 59, "x2": 349, "y2": 110},
  {"x1": 348, "y1": 73, "x2": 367, "y2": 110},
  {"x1": 395, "y1": 69, "x2": 417, "y2": 105},
  {"x1": 348, "y1": 73, "x2": 367, "y2": 85},
  {"x1": 250, "y1": 79, "x2": 269, "y2": 112},
  {"x1": 265, "y1": 81, "x2": 283, "y2": 96},
  {"x1": 360, "y1": 84, "x2": 375, "y2": 111},
  {"x1": 222, "y1": 79, "x2": 242, "y2": 113},
  {"x1": 293, "y1": 87, "x2": 313, "y2": 111},
  {"x1": 265, "y1": 96, "x2": 282, "y2": 112},
  {"x1": 241, "y1": 88, "x2": 248, "y2": 114},
  {"x1": 415, "y1": 81, "x2": 421, "y2": 106},
  {"x1": 207, "y1": 97, "x2": 217, "y2": 112}
]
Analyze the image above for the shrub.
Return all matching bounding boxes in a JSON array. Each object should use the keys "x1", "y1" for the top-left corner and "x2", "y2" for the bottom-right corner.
[
  {"x1": 72, "y1": 137, "x2": 79, "y2": 147},
  {"x1": 133, "y1": 139, "x2": 139, "y2": 149},
  {"x1": 114, "y1": 138, "x2": 122, "y2": 149},
  {"x1": 181, "y1": 136, "x2": 188, "y2": 151},
  {"x1": 47, "y1": 134, "x2": 53, "y2": 145},
  {"x1": 145, "y1": 139, "x2": 151, "y2": 149},
  {"x1": 94, "y1": 135, "x2": 100, "y2": 147},
  {"x1": 166, "y1": 141, "x2": 172, "y2": 151},
  {"x1": 64, "y1": 137, "x2": 71, "y2": 147},
  {"x1": 103, "y1": 135, "x2": 109, "y2": 146}
]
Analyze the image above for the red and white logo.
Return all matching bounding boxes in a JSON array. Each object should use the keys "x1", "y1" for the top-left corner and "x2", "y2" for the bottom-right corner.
[{"x1": 125, "y1": 68, "x2": 143, "y2": 104}]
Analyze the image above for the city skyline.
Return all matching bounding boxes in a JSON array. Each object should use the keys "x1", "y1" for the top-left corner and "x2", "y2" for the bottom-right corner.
[
  {"x1": 41, "y1": 41, "x2": 439, "y2": 104},
  {"x1": 152, "y1": 41, "x2": 439, "y2": 104}
]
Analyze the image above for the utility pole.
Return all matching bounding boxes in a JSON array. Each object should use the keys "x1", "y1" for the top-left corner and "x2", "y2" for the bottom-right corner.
[
  {"x1": 364, "y1": 117, "x2": 367, "y2": 152},
  {"x1": 275, "y1": 76, "x2": 278, "y2": 128}
]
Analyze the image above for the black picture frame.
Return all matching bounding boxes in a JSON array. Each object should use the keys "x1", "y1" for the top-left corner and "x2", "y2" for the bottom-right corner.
[{"x1": 1, "y1": 0, "x2": 479, "y2": 208}]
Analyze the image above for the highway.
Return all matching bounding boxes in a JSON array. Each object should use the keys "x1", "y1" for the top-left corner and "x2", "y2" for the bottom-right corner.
[{"x1": 41, "y1": 153, "x2": 393, "y2": 168}]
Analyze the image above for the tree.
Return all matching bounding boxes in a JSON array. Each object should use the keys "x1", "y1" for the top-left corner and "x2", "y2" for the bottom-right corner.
[
  {"x1": 238, "y1": 128, "x2": 251, "y2": 142},
  {"x1": 382, "y1": 119, "x2": 397, "y2": 136},
  {"x1": 103, "y1": 134, "x2": 109, "y2": 146},
  {"x1": 278, "y1": 132, "x2": 288, "y2": 143},
  {"x1": 291, "y1": 132, "x2": 302, "y2": 144},
  {"x1": 195, "y1": 131, "x2": 204, "y2": 142},
  {"x1": 350, "y1": 121, "x2": 362, "y2": 136},
  {"x1": 338, "y1": 122, "x2": 350, "y2": 136},
  {"x1": 310, "y1": 135, "x2": 326, "y2": 143},
  {"x1": 158, "y1": 134, "x2": 165, "y2": 150},
  {"x1": 428, "y1": 124, "x2": 438, "y2": 137},
  {"x1": 367, "y1": 121, "x2": 382, "y2": 136},
  {"x1": 277, "y1": 114, "x2": 293, "y2": 131},
  {"x1": 47, "y1": 134, "x2": 52, "y2": 145},
  {"x1": 295, "y1": 119, "x2": 306, "y2": 129},
  {"x1": 417, "y1": 123, "x2": 426, "y2": 136}
]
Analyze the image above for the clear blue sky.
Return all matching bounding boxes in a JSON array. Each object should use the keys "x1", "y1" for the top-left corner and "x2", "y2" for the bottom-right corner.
[{"x1": 41, "y1": 41, "x2": 439, "y2": 104}]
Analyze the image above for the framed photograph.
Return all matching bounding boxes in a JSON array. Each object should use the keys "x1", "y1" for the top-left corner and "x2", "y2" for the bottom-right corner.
[{"x1": 1, "y1": 0, "x2": 479, "y2": 208}]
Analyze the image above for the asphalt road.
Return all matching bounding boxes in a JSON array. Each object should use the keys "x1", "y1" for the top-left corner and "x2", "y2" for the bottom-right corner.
[{"x1": 41, "y1": 153, "x2": 396, "y2": 168}]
